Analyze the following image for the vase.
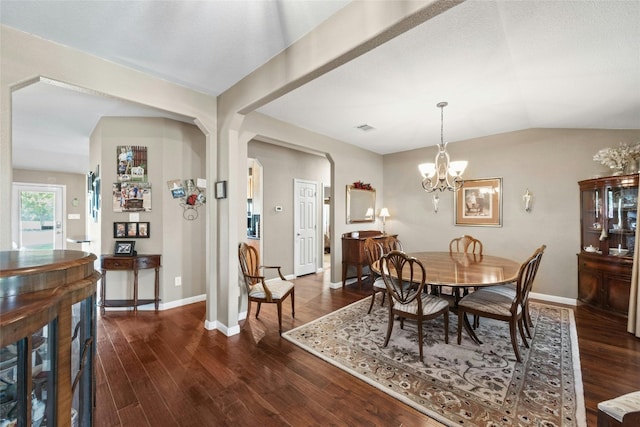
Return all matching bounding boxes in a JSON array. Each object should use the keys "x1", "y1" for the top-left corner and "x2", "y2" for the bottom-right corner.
[
  {"x1": 612, "y1": 167, "x2": 625, "y2": 176},
  {"x1": 625, "y1": 158, "x2": 640, "y2": 174}
]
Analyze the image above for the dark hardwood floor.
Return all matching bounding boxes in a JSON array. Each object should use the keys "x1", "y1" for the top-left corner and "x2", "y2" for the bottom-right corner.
[{"x1": 95, "y1": 269, "x2": 640, "y2": 426}]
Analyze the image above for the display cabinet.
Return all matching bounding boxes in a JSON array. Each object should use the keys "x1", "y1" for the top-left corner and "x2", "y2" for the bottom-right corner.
[
  {"x1": 578, "y1": 174, "x2": 638, "y2": 316},
  {"x1": 0, "y1": 250, "x2": 99, "y2": 427}
]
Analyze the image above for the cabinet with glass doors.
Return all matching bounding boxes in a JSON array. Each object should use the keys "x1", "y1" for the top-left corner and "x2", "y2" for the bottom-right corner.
[
  {"x1": 0, "y1": 250, "x2": 99, "y2": 427},
  {"x1": 578, "y1": 173, "x2": 638, "y2": 316}
]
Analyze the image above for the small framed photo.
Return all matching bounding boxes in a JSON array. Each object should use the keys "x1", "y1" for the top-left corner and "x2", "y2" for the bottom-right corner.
[
  {"x1": 114, "y1": 240, "x2": 136, "y2": 256},
  {"x1": 455, "y1": 177, "x2": 503, "y2": 227},
  {"x1": 114, "y1": 222, "x2": 126, "y2": 237},
  {"x1": 137, "y1": 222, "x2": 150, "y2": 238},
  {"x1": 171, "y1": 187, "x2": 186, "y2": 199},
  {"x1": 215, "y1": 181, "x2": 227, "y2": 199},
  {"x1": 127, "y1": 222, "x2": 138, "y2": 237}
]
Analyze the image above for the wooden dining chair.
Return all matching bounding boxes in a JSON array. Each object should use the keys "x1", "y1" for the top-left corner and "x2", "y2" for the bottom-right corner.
[
  {"x1": 379, "y1": 250, "x2": 449, "y2": 362},
  {"x1": 449, "y1": 235, "x2": 483, "y2": 255},
  {"x1": 456, "y1": 245, "x2": 545, "y2": 362},
  {"x1": 364, "y1": 236, "x2": 403, "y2": 314},
  {"x1": 479, "y1": 245, "x2": 546, "y2": 339},
  {"x1": 238, "y1": 242, "x2": 295, "y2": 335},
  {"x1": 444, "y1": 235, "x2": 484, "y2": 304}
]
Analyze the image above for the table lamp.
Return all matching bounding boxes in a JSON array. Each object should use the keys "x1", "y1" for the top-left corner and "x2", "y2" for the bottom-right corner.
[{"x1": 380, "y1": 208, "x2": 390, "y2": 234}]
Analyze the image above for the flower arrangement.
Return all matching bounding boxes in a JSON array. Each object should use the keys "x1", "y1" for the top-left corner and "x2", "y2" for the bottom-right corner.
[{"x1": 593, "y1": 142, "x2": 640, "y2": 171}]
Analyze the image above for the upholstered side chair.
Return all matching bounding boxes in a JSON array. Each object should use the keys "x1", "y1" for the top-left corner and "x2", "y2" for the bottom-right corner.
[{"x1": 238, "y1": 242, "x2": 295, "y2": 335}]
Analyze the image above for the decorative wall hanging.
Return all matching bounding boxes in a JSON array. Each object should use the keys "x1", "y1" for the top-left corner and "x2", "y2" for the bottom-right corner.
[
  {"x1": 87, "y1": 164, "x2": 100, "y2": 223},
  {"x1": 112, "y1": 182, "x2": 152, "y2": 212},
  {"x1": 117, "y1": 145, "x2": 148, "y2": 182},
  {"x1": 168, "y1": 178, "x2": 206, "y2": 220}
]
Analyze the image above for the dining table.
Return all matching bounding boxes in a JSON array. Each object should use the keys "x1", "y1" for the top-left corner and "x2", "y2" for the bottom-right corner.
[{"x1": 372, "y1": 251, "x2": 522, "y2": 343}]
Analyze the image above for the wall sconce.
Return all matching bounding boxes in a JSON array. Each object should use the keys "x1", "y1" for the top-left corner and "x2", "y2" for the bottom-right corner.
[
  {"x1": 379, "y1": 207, "x2": 390, "y2": 234},
  {"x1": 523, "y1": 189, "x2": 533, "y2": 212}
]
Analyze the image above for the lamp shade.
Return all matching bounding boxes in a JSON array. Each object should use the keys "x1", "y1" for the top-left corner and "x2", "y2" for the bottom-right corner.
[
  {"x1": 379, "y1": 207, "x2": 390, "y2": 218},
  {"x1": 418, "y1": 163, "x2": 436, "y2": 178}
]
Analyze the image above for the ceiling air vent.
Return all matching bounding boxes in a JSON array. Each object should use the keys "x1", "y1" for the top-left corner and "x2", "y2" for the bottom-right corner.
[{"x1": 356, "y1": 124, "x2": 375, "y2": 132}]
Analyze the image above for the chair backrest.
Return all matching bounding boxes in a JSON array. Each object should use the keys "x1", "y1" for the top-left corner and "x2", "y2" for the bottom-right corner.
[
  {"x1": 238, "y1": 243, "x2": 259, "y2": 289},
  {"x1": 364, "y1": 236, "x2": 403, "y2": 272},
  {"x1": 449, "y1": 235, "x2": 483, "y2": 255},
  {"x1": 379, "y1": 250, "x2": 425, "y2": 305},
  {"x1": 516, "y1": 244, "x2": 546, "y2": 306}
]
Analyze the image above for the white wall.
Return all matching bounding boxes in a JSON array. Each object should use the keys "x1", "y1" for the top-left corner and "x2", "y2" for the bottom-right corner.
[{"x1": 384, "y1": 128, "x2": 640, "y2": 300}]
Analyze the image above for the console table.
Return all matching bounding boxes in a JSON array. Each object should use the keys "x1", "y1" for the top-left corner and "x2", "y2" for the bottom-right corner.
[
  {"x1": 100, "y1": 254, "x2": 161, "y2": 314},
  {"x1": 342, "y1": 231, "x2": 396, "y2": 289}
]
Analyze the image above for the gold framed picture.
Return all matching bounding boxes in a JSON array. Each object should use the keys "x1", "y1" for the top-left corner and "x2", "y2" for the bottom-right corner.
[{"x1": 455, "y1": 177, "x2": 502, "y2": 227}]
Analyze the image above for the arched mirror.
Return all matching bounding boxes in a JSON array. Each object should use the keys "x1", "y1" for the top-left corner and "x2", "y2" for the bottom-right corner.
[{"x1": 346, "y1": 185, "x2": 375, "y2": 223}]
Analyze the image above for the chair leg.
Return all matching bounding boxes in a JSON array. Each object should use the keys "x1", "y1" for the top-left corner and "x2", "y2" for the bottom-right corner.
[
  {"x1": 523, "y1": 302, "x2": 532, "y2": 338},
  {"x1": 457, "y1": 309, "x2": 464, "y2": 345},
  {"x1": 255, "y1": 302, "x2": 262, "y2": 318},
  {"x1": 518, "y1": 317, "x2": 529, "y2": 349},
  {"x1": 367, "y1": 290, "x2": 377, "y2": 314},
  {"x1": 380, "y1": 292, "x2": 386, "y2": 307},
  {"x1": 509, "y1": 319, "x2": 522, "y2": 363},
  {"x1": 384, "y1": 309, "x2": 394, "y2": 347},
  {"x1": 290, "y1": 289, "x2": 295, "y2": 318},
  {"x1": 277, "y1": 301, "x2": 283, "y2": 335},
  {"x1": 417, "y1": 319, "x2": 424, "y2": 362},
  {"x1": 443, "y1": 311, "x2": 449, "y2": 344}
]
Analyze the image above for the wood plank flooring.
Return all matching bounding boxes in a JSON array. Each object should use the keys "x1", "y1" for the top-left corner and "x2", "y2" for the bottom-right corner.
[{"x1": 95, "y1": 269, "x2": 640, "y2": 427}]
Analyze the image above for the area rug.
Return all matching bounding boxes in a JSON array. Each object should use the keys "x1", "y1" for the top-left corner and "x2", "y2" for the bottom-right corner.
[{"x1": 283, "y1": 298, "x2": 586, "y2": 427}]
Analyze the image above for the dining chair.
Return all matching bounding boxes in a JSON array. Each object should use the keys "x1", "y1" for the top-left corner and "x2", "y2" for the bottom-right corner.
[
  {"x1": 443, "y1": 235, "x2": 484, "y2": 304},
  {"x1": 480, "y1": 245, "x2": 546, "y2": 338},
  {"x1": 449, "y1": 235, "x2": 483, "y2": 255},
  {"x1": 238, "y1": 242, "x2": 295, "y2": 335},
  {"x1": 379, "y1": 250, "x2": 449, "y2": 362},
  {"x1": 364, "y1": 236, "x2": 403, "y2": 314},
  {"x1": 456, "y1": 245, "x2": 545, "y2": 363}
]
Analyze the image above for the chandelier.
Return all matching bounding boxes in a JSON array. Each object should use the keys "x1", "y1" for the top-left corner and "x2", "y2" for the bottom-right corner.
[{"x1": 418, "y1": 102, "x2": 467, "y2": 193}]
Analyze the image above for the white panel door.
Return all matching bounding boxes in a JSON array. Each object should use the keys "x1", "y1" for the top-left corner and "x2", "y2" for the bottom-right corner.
[{"x1": 294, "y1": 179, "x2": 318, "y2": 276}]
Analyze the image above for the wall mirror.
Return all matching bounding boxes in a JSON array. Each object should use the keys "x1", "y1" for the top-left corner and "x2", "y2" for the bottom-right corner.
[{"x1": 346, "y1": 185, "x2": 376, "y2": 223}]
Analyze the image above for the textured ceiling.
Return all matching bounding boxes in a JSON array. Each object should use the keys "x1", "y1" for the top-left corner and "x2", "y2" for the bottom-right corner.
[{"x1": 3, "y1": 0, "x2": 640, "y2": 174}]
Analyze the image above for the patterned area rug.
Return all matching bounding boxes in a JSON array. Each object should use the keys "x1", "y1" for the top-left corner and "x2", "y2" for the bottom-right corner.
[{"x1": 283, "y1": 298, "x2": 586, "y2": 427}]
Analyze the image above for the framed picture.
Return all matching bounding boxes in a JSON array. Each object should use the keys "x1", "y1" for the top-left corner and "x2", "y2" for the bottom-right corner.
[
  {"x1": 137, "y1": 222, "x2": 150, "y2": 237},
  {"x1": 113, "y1": 222, "x2": 150, "y2": 238},
  {"x1": 455, "y1": 177, "x2": 503, "y2": 227},
  {"x1": 215, "y1": 181, "x2": 227, "y2": 199},
  {"x1": 112, "y1": 181, "x2": 152, "y2": 212},
  {"x1": 114, "y1": 222, "x2": 127, "y2": 237},
  {"x1": 113, "y1": 240, "x2": 136, "y2": 256}
]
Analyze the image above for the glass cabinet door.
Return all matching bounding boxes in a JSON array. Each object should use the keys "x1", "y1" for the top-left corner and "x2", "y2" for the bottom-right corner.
[
  {"x1": 581, "y1": 187, "x2": 604, "y2": 252},
  {"x1": 606, "y1": 185, "x2": 637, "y2": 256},
  {"x1": 71, "y1": 294, "x2": 96, "y2": 427},
  {"x1": 0, "y1": 318, "x2": 57, "y2": 427}
]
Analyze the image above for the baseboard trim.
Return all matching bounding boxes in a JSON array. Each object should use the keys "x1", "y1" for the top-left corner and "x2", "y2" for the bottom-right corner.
[{"x1": 529, "y1": 292, "x2": 578, "y2": 306}]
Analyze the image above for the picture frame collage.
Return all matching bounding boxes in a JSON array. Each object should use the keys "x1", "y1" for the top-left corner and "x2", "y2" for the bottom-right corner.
[{"x1": 114, "y1": 222, "x2": 150, "y2": 238}]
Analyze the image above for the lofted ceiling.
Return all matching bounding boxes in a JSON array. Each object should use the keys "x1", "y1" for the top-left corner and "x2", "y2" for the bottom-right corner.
[{"x1": 2, "y1": 0, "x2": 640, "y2": 175}]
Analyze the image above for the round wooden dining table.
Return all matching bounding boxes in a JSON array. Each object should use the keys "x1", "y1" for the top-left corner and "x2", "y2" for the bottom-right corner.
[
  {"x1": 407, "y1": 251, "x2": 521, "y2": 288},
  {"x1": 372, "y1": 251, "x2": 521, "y2": 288}
]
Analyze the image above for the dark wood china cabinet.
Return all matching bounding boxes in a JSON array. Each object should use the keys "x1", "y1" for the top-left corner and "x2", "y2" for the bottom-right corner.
[
  {"x1": 578, "y1": 174, "x2": 638, "y2": 316},
  {"x1": 1, "y1": 250, "x2": 99, "y2": 427}
]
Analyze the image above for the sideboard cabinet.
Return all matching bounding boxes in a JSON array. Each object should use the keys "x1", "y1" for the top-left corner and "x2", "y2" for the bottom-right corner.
[
  {"x1": 578, "y1": 174, "x2": 638, "y2": 316},
  {"x1": 342, "y1": 230, "x2": 397, "y2": 289},
  {"x1": 1, "y1": 250, "x2": 99, "y2": 427}
]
